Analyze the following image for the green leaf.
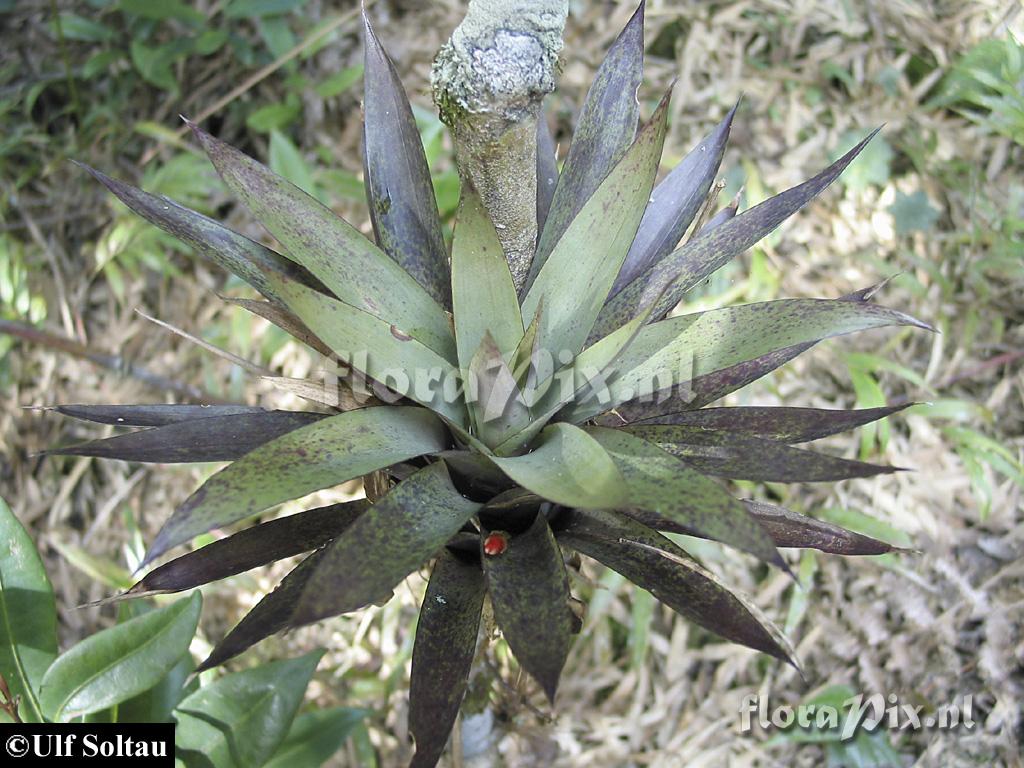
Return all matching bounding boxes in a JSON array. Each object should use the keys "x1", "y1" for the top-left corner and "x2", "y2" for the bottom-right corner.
[
  {"x1": 314, "y1": 64, "x2": 363, "y2": 98},
  {"x1": 118, "y1": 653, "x2": 195, "y2": 723},
  {"x1": 77, "y1": 163, "x2": 328, "y2": 309},
  {"x1": 528, "y1": 2, "x2": 644, "y2": 286},
  {"x1": 578, "y1": 297, "x2": 931, "y2": 421},
  {"x1": 144, "y1": 407, "x2": 448, "y2": 566},
  {"x1": 451, "y1": 187, "x2": 524, "y2": 367},
  {"x1": 267, "y1": 278, "x2": 467, "y2": 425},
  {"x1": 481, "y1": 513, "x2": 573, "y2": 702},
  {"x1": 50, "y1": 403, "x2": 266, "y2": 427},
  {"x1": 49, "y1": 540, "x2": 133, "y2": 591},
  {"x1": 124, "y1": 501, "x2": 368, "y2": 599},
  {"x1": 0, "y1": 496, "x2": 57, "y2": 723},
  {"x1": 264, "y1": 706, "x2": 368, "y2": 768},
  {"x1": 40, "y1": 593, "x2": 201, "y2": 721},
  {"x1": 594, "y1": 131, "x2": 882, "y2": 337},
  {"x1": 522, "y1": 92, "x2": 669, "y2": 357},
  {"x1": 585, "y1": 427, "x2": 782, "y2": 566},
  {"x1": 44, "y1": 411, "x2": 323, "y2": 463},
  {"x1": 120, "y1": 0, "x2": 205, "y2": 24},
  {"x1": 467, "y1": 333, "x2": 531, "y2": 449},
  {"x1": 247, "y1": 103, "x2": 301, "y2": 133},
  {"x1": 224, "y1": 0, "x2": 310, "y2": 17},
  {"x1": 201, "y1": 462, "x2": 481, "y2": 668},
  {"x1": 832, "y1": 130, "x2": 892, "y2": 193},
  {"x1": 129, "y1": 39, "x2": 181, "y2": 93},
  {"x1": 490, "y1": 423, "x2": 627, "y2": 508},
  {"x1": 175, "y1": 651, "x2": 322, "y2": 768},
  {"x1": 409, "y1": 551, "x2": 485, "y2": 768},
  {"x1": 188, "y1": 122, "x2": 455, "y2": 360},
  {"x1": 269, "y1": 130, "x2": 318, "y2": 199},
  {"x1": 50, "y1": 13, "x2": 115, "y2": 42},
  {"x1": 363, "y1": 15, "x2": 450, "y2": 307},
  {"x1": 888, "y1": 190, "x2": 940, "y2": 235},
  {"x1": 553, "y1": 508, "x2": 794, "y2": 664}
]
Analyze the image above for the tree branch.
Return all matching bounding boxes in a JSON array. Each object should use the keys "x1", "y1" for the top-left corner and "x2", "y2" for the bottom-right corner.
[{"x1": 432, "y1": 0, "x2": 568, "y2": 290}]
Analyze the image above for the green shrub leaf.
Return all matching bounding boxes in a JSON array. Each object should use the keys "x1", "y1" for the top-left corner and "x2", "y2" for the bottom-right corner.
[
  {"x1": 0, "y1": 496, "x2": 57, "y2": 723},
  {"x1": 264, "y1": 706, "x2": 369, "y2": 768},
  {"x1": 40, "y1": 592, "x2": 201, "y2": 721},
  {"x1": 175, "y1": 650, "x2": 322, "y2": 768}
]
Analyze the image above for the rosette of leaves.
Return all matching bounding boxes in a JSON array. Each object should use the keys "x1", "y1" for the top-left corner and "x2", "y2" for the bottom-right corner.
[{"x1": 44, "y1": 6, "x2": 928, "y2": 766}]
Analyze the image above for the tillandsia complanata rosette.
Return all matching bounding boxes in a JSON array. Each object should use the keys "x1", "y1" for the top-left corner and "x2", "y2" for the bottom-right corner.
[{"x1": 42, "y1": 4, "x2": 930, "y2": 766}]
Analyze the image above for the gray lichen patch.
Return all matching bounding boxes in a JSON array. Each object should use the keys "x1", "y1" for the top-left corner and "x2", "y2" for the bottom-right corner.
[{"x1": 432, "y1": 0, "x2": 568, "y2": 122}]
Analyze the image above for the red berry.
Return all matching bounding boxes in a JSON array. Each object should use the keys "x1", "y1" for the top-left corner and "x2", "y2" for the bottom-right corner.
[{"x1": 483, "y1": 531, "x2": 509, "y2": 556}]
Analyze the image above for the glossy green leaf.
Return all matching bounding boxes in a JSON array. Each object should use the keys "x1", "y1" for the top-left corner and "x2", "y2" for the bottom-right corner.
[
  {"x1": 175, "y1": 651, "x2": 322, "y2": 768},
  {"x1": 482, "y1": 513, "x2": 573, "y2": 702},
  {"x1": 267, "y1": 275, "x2": 467, "y2": 425},
  {"x1": 409, "y1": 550, "x2": 486, "y2": 768},
  {"x1": 363, "y1": 14, "x2": 450, "y2": 307},
  {"x1": 593, "y1": 130, "x2": 881, "y2": 337},
  {"x1": 553, "y1": 508, "x2": 793, "y2": 663},
  {"x1": 49, "y1": 403, "x2": 265, "y2": 428},
  {"x1": 264, "y1": 706, "x2": 368, "y2": 768},
  {"x1": 528, "y1": 1, "x2": 644, "y2": 286},
  {"x1": 522, "y1": 92, "x2": 669, "y2": 358},
  {"x1": 467, "y1": 333, "x2": 531, "y2": 449},
  {"x1": 187, "y1": 121, "x2": 455, "y2": 360},
  {"x1": 626, "y1": 425, "x2": 900, "y2": 482},
  {"x1": 145, "y1": 407, "x2": 447, "y2": 566},
  {"x1": 612, "y1": 103, "x2": 737, "y2": 294},
  {"x1": 585, "y1": 427, "x2": 782, "y2": 565},
  {"x1": 490, "y1": 423, "x2": 627, "y2": 508},
  {"x1": 201, "y1": 463, "x2": 480, "y2": 668},
  {"x1": 124, "y1": 501, "x2": 369, "y2": 599},
  {"x1": 0, "y1": 496, "x2": 57, "y2": 723},
  {"x1": 117, "y1": 653, "x2": 194, "y2": 723},
  {"x1": 452, "y1": 187, "x2": 524, "y2": 367},
  {"x1": 630, "y1": 404, "x2": 911, "y2": 443},
  {"x1": 40, "y1": 592, "x2": 201, "y2": 721},
  {"x1": 45, "y1": 411, "x2": 324, "y2": 463},
  {"x1": 77, "y1": 163, "x2": 327, "y2": 308},
  {"x1": 575, "y1": 297, "x2": 930, "y2": 422}
]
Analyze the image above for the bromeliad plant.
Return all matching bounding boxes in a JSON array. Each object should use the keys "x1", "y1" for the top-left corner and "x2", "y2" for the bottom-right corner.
[{"x1": 42, "y1": 6, "x2": 927, "y2": 766}]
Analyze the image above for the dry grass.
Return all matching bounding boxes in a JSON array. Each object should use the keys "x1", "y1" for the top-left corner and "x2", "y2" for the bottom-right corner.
[{"x1": 1, "y1": 1, "x2": 1021, "y2": 766}]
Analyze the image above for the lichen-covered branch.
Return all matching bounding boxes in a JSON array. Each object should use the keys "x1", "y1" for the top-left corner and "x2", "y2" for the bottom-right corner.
[{"x1": 432, "y1": 0, "x2": 568, "y2": 291}]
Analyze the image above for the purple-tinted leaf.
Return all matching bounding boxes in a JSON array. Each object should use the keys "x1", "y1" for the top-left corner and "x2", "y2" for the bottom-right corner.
[
  {"x1": 611, "y1": 103, "x2": 737, "y2": 295},
  {"x1": 186, "y1": 121, "x2": 456, "y2": 361},
  {"x1": 624, "y1": 425, "x2": 901, "y2": 482},
  {"x1": 409, "y1": 550, "x2": 485, "y2": 768},
  {"x1": 75, "y1": 163, "x2": 327, "y2": 308},
  {"x1": 630, "y1": 404, "x2": 911, "y2": 443},
  {"x1": 219, "y1": 296, "x2": 335, "y2": 358},
  {"x1": 625, "y1": 500, "x2": 897, "y2": 556},
  {"x1": 123, "y1": 501, "x2": 369, "y2": 598},
  {"x1": 44, "y1": 411, "x2": 324, "y2": 464},
  {"x1": 553, "y1": 507, "x2": 793, "y2": 663},
  {"x1": 610, "y1": 282, "x2": 909, "y2": 421},
  {"x1": 698, "y1": 191, "x2": 740, "y2": 234},
  {"x1": 575, "y1": 296, "x2": 931, "y2": 423},
  {"x1": 527, "y1": 1, "x2": 645, "y2": 288},
  {"x1": 47, "y1": 403, "x2": 264, "y2": 428},
  {"x1": 363, "y1": 14, "x2": 450, "y2": 308},
  {"x1": 201, "y1": 462, "x2": 480, "y2": 669},
  {"x1": 536, "y1": 105, "x2": 558, "y2": 236},
  {"x1": 593, "y1": 130, "x2": 881, "y2": 337},
  {"x1": 144, "y1": 406, "x2": 448, "y2": 567},
  {"x1": 482, "y1": 512, "x2": 573, "y2": 703},
  {"x1": 522, "y1": 90, "x2": 669, "y2": 359},
  {"x1": 585, "y1": 427, "x2": 783, "y2": 567}
]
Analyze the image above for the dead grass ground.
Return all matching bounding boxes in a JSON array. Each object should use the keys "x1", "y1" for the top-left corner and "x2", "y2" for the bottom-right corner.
[{"x1": 1, "y1": 1, "x2": 1021, "y2": 766}]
